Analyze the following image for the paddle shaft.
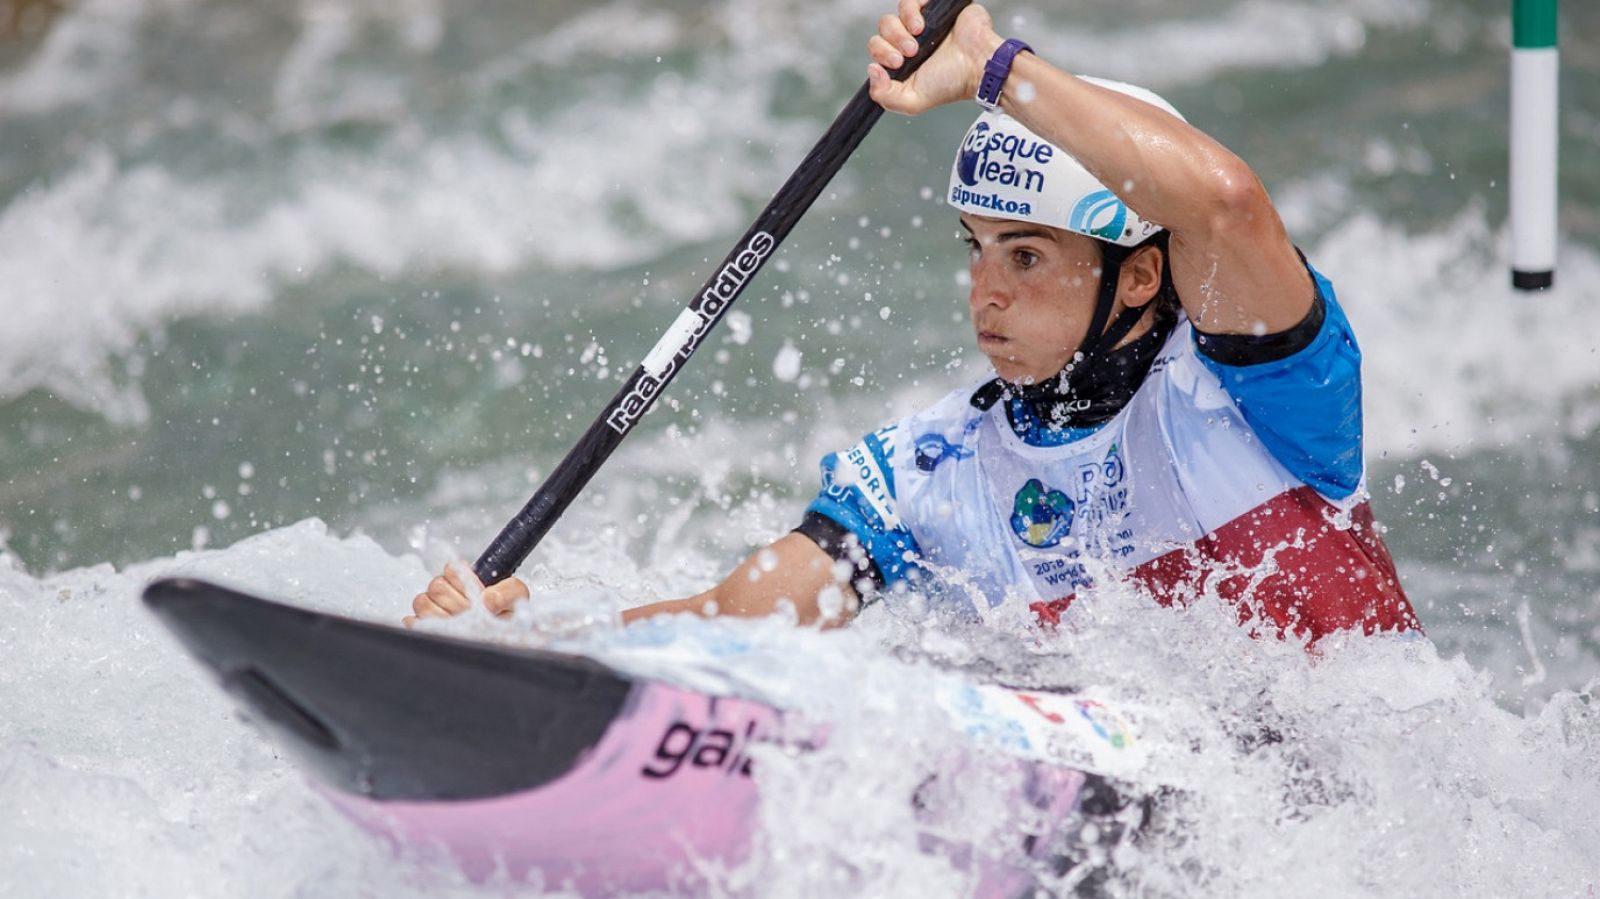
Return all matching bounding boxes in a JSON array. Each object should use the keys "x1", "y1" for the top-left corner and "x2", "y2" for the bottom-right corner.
[{"x1": 475, "y1": 0, "x2": 971, "y2": 584}]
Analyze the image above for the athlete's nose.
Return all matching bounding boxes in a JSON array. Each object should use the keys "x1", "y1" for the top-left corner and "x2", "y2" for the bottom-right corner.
[{"x1": 969, "y1": 253, "x2": 1011, "y2": 311}]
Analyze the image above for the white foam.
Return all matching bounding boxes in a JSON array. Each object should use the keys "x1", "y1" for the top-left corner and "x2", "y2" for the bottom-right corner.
[
  {"x1": 3, "y1": 519, "x2": 1596, "y2": 896},
  {"x1": 1025, "y1": 0, "x2": 1431, "y2": 85},
  {"x1": 0, "y1": 0, "x2": 1453, "y2": 423},
  {"x1": 0, "y1": 525, "x2": 486, "y2": 897},
  {"x1": 0, "y1": 101, "x2": 810, "y2": 421},
  {"x1": 1307, "y1": 210, "x2": 1600, "y2": 456},
  {"x1": 0, "y1": 0, "x2": 146, "y2": 114}
]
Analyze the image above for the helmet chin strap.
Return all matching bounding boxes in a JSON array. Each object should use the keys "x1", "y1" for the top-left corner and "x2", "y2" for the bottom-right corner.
[{"x1": 1054, "y1": 246, "x2": 1147, "y2": 397}]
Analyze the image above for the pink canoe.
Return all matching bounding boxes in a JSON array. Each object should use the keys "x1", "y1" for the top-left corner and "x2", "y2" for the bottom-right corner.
[{"x1": 145, "y1": 578, "x2": 1147, "y2": 896}]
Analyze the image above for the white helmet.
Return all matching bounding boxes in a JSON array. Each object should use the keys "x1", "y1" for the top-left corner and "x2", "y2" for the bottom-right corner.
[{"x1": 946, "y1": 77, "x2": 1186, "y2": 247}]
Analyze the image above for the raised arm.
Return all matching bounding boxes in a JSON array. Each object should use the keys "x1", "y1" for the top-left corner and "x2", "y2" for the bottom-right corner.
[{"x1": 867, "y1": 0, "x2": 1314, "y2": 336}]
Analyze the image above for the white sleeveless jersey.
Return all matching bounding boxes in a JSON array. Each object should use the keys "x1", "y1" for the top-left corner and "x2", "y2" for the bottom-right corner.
[{"x1": 807, "y1": 270, "x2": 1417, "y2": 641}]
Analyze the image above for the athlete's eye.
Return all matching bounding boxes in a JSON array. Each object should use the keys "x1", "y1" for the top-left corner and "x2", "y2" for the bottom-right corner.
[
  {"x1": 962, "y1": 235, "x2": 981, "y2": 256},
  {"x1": 1013, "y1": 249, "x2": 1039, "y2": 269}
]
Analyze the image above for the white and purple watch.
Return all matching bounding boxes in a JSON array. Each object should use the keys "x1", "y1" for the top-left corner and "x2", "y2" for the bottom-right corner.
[{"x1": 975, "y1": 37, "x2": 1033, "y2": 111}]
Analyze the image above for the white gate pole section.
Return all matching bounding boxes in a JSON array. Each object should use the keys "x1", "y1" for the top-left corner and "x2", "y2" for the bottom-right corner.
[{"x1": 1510, "y1": 0, "x2": 1558, "y2": 291}]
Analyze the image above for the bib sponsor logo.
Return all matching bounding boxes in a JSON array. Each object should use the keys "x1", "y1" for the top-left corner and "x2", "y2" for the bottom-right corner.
[
  {"x1": 841, "y1": 437, "x2": 899, "y2": 530},
  {"x1": 640, "y1": 719, "x2": 760, "y2": 780},
  {"x1": 913, "y1": 432, "x2": 974, "y2": 472},
  {"x1": 1024, "y1": 444, "x2": 1138, "y2": 591},
  {"x1": 1078, "y1": 442, "x2": 1125, "y2": 503},
  {"x1": 607, "y1": 231, "x2": 776, "y2": 435},
  {"x1": 1010, "y1": 478, "x2": 1075, "y2": 548},
  {"x1": 1072, "y1": 443, "x2": 1133, "y2": 557}
]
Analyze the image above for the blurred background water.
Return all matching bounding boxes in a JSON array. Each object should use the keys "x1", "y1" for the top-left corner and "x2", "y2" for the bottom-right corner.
[{"x1": 1, "y1": 1, "x2": 1598, "y2": 896}]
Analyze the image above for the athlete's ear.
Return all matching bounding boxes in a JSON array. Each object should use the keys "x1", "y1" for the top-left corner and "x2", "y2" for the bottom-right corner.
[{"x1": 1117, "y1": 245, "x2": 1164, "y2": 310}]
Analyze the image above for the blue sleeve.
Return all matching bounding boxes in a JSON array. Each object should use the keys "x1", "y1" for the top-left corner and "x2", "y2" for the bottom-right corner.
[
  {"x1": 803, "y1": 424, "x2": 923, "y2": 585},
  {"x1": 1193, "y1": 263, "x2": 1364, "y2": 500}
]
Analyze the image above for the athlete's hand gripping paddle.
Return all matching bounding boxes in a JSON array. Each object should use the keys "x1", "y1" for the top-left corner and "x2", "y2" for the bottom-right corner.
[{"x1": 473, "y1": 0, "x2": 973, "y2": 585}]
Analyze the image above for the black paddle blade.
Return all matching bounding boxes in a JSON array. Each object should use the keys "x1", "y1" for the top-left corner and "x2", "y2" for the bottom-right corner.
[{"x1": 142, "y1": 578, "x2": 632, "y2": 801}]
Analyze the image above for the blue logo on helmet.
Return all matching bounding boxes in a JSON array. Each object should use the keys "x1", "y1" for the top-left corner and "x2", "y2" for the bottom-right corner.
[
  {"x1": 956, "y1": 119, "x2": 1053, "y2": 192},
  {"x1": 956, "y1": 121, "x2": 990, "y2": 187},
  {"x1": 1068, "y1": 189, "x2": 1128, "y2": 241}
]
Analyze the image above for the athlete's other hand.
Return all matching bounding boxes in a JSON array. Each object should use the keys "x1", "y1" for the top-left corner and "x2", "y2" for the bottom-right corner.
[
  {"x1": 867, "y1": 0, "x2": 1002, "y2": 116},
  {"x1": 404, "y1": 563, "x2": 530, "y2": 627}
]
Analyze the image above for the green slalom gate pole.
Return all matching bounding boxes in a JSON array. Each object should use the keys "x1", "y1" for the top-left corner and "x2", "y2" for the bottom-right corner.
[{"x1": 1510, "y1": 0, "x2": 1559, "y2": 291}]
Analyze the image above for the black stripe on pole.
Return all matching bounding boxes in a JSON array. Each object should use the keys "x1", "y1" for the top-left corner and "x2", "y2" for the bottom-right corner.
[
  {"x1": 475, "y1": 0, "x2": 972, "y2": 583},
  {"x1": 1512, "y1": 270, "x2": 1554, "y2": 290}
]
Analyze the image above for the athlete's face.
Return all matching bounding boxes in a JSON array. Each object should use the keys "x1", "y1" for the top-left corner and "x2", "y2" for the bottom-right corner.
[{"x1": 961, "y1": 214, "x2": 1108, "y2": 384}]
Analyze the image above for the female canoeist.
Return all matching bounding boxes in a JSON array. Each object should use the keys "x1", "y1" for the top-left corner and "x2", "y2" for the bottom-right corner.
[{"x1": 410, "y1": 0, "x2": 1420, "y2": 646}]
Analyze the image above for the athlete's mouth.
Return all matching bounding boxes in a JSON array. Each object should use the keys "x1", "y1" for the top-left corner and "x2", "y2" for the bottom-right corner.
[{"x1": 976, "y1": 330, "x2": 1009, "y2": 345}]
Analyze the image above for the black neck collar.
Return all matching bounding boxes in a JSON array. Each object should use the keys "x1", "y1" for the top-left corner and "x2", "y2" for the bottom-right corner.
[{"x1": 971, "y1": 306, "x2": 1176, "y2": 431}]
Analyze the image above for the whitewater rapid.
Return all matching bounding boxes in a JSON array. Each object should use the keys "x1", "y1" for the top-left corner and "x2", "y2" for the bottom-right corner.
[
  {"x1": 3, "y1": 520, "x2": 1597, "y2": 897},
  {"x1": 4, "y1": 0, "x2": 1599, "y2": 894}
]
